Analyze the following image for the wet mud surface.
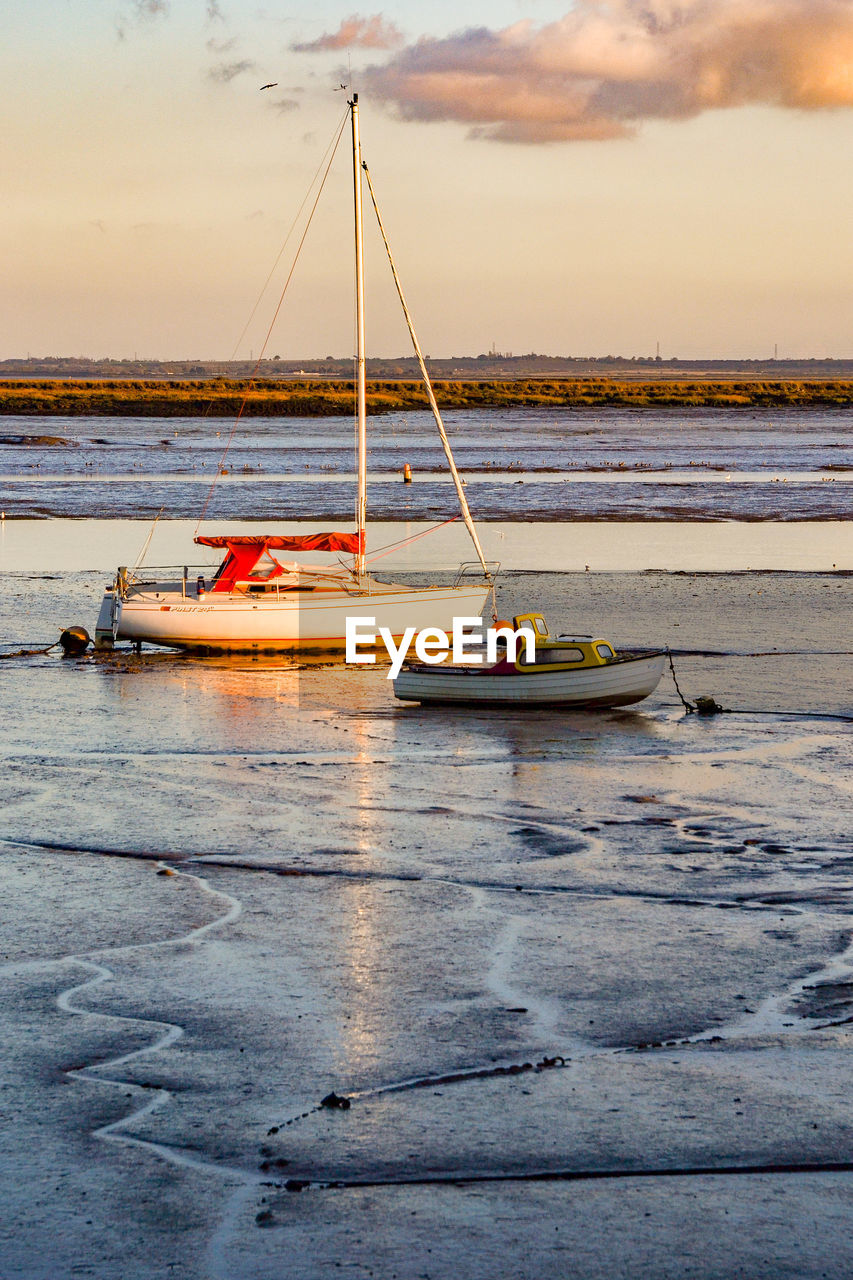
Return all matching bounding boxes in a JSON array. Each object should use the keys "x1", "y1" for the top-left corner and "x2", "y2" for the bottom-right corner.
[
  {"x1": 0, "y1": 570, "x2": 851, "y2": 1277},
  {"x1": 5, "y1": 476, "x2": 852, "y2": 522},
  {"x1": 1, "y1": 405, "x2": 849, "y2": 521}
]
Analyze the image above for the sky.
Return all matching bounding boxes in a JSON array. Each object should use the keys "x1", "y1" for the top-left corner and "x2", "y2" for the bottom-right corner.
[{"x1": 4, "y1": 0, "x2": 853, "y2": 360}]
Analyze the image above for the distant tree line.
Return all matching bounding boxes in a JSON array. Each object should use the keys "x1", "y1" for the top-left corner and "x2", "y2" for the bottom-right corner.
[{"x1": 2, "y1": 377, "x2": 853, "y2": 416}]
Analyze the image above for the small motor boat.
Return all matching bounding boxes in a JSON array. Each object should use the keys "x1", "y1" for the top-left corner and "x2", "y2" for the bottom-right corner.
[{"x1": 393, "y1": 612, "x2": 665, "y2": 709}]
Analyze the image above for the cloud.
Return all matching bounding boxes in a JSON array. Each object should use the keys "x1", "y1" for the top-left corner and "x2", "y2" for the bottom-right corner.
[
  {"x1": 131, "y1": 0, "x2": 169, "y2": 16},
  {"x1": 270, "y1": 98, "x2": 301, "y2": 114},
  {"x1": 363, "y1": 0, "x2": 853, "y2": 143},
  {"x1": 293, "y1": 13, "x2": 403, "y2": 52},
  {"x1": 206, "y1": 0, "x2": 225, "y2": 19},
  {"x1": 115, "y1": 0, "x2": 169, "y2": 39},
  {"x1": 208, "y1": 59, "x2": 256, "y2": 83}
]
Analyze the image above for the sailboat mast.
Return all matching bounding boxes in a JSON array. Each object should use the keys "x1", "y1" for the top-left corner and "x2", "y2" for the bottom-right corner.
[{"x1": 351, "y1": 94, "x2": 367, "y2": 578}]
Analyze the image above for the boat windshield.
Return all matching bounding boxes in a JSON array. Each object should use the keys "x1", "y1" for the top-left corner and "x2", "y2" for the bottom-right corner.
[{"x1": 524, "y1": 646, "x2": 585, "y2": 666}]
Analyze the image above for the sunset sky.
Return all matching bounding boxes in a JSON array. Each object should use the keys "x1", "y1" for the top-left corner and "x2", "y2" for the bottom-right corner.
[{"x1": 5, "y1": 0, "x2": 853, "y2": 360}]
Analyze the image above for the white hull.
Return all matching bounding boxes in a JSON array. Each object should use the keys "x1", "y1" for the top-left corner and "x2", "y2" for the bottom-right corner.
[
  {"x1": 107, "y1": 581, "x2": 490, "y2": 653},
  {"x1": 394, "y1": 652, "x2": 666, "y2": 708}
]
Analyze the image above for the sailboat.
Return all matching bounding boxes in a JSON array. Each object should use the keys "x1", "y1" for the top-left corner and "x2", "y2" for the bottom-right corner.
[{"x1": 94, "y1": 95, "x2": 492, "y2": 653}]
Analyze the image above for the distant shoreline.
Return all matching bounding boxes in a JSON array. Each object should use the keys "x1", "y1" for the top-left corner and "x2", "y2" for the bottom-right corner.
[{"x1": 2, "y1": 378, "x2": 853, "y2": 416}]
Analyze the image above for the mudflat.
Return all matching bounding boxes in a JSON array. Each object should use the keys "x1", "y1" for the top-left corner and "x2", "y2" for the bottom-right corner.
[{"x1": 0, "y1": 568, "x2": 850, "y2": 1278}]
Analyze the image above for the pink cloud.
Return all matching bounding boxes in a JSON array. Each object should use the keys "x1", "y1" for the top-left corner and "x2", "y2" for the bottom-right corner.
[
  {"x1": 363, "y1": 0, "x2": 853, "y2": 142},
  {"x1": 131, "y1": 0, "x2": 169, "y2": 16},
  {"x1": 293, "y1": 13, "x2": 403, "y2": 53}
]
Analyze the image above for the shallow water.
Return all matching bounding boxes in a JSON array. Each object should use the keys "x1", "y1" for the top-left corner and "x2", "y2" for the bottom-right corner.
[
  {"x1": 2, "y1": 403, "x2": 852, "y2": 1277},
  {"x1": 6, "y1": 475, "x2": 851, "y2": 521},
  {"x1": 1, "y1": 561, "x2": 852, "y2": 1278},
  {"x1": 2, "y1": 516, "x2": 851, "y2": 578},
  {"x1": 2, "y1": 405, "x2": 850, "y2": 520}
]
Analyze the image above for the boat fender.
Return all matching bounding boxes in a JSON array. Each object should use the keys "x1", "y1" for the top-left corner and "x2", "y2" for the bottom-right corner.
[
  {"x1": 59, "y1": 626, "x2": 91, "y2": 656},
  {"x1": 491, "y1": 621, "x2": 512, "y2": 650},
  {"x1": 197, "y1": 575, "x2": 206, "y2": 597},
  {"x1": 402, "y1": 462, "x2": 412, "y2": 483}
]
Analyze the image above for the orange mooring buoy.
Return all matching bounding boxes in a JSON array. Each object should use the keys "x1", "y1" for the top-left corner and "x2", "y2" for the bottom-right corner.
[
  {"x1": 403, "y1": 463, "x2": 412, "y2": 483},
  {"x1": 59, "y1": 626, "x2": 91, "y2": 656}
]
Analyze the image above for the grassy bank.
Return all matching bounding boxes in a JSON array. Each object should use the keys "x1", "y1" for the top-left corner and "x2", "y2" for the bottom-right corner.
[{"x1": 2, "y1": 377, "x2": 853, "y2": 416}]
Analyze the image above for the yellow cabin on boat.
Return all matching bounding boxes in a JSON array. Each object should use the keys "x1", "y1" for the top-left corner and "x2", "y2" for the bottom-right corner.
[{"x1": 511, "y1": 613, "x2": 618, "y2": 672}]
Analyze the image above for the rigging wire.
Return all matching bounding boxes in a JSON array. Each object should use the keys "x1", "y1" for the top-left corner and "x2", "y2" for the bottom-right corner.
[
  {"x1": 132, "y1": 505, "x2": 165, "y2": 573},
  {"x1": 129, "y1": 108, "x2": 351, "y2": 568},
  {"x1": 195, "y1": 108, "x2": 350, "y2": 533},
  {"x1": 230, "y1": 107, "x2": 350, "y2": 365},
  {"x1": 364, "y1": 515, "x2": 461, "y2": 563},
  {"x1": 350, "y1": 83, "x2": 359, "y2": 549},
  {"x1": 361, "y1": 160, "x2": 491, "y2": 580}
]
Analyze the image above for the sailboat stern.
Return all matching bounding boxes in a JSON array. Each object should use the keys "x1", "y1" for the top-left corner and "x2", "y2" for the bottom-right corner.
[{"x1": 94, "y1": 584, "x2": 118, "y2": 650}]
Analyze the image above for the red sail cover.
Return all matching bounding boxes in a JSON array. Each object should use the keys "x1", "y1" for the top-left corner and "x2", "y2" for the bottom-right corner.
[
  {"x1": 195, "y1": 532, "x2": 363, "y2": 553},
  {"x1": 194, "y1": 532, "x2": 364, "y2": 592}
]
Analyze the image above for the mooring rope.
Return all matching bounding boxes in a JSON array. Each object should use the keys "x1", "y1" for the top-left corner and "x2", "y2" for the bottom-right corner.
[
  {"x1": 0, "y1": 642, "x2": 59, "y2": 660},
  {"x1": 666, "y1": 646, "x2": 696, "y2": 712},
  {"x1": 665, "y1": 647, "x2": 853, "y2": 721}
]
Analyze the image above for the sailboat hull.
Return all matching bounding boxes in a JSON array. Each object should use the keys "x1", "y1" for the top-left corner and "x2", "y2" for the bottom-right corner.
[{"x1": 111, "y1": 583, "x2": 491, "y2": 653}]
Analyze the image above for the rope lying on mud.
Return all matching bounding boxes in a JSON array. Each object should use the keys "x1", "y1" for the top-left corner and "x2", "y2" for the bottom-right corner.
[
  {"x1": 0, "y1": 641, "x2": 59, "y2": 660},
  {"x1": 704, "y1": 707, "x2": 853, "y2": 722},
  {"x1": 666, "y1": 647, "x2": 853, "y2": 721}
]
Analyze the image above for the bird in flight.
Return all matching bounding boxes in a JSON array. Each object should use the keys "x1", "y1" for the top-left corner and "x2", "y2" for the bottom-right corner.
[{"x1": 259, "y1": 82, "x2": 278, "y2": 91}]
